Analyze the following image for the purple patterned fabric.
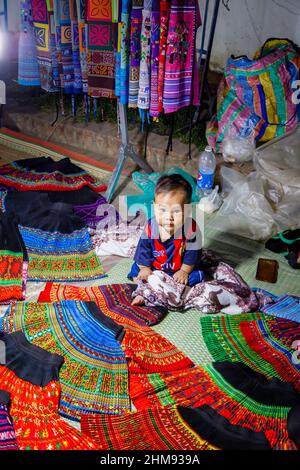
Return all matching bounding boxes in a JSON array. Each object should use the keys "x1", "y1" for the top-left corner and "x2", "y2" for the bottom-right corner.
[
  {"x1": 128, "y1": 1, "x2": 143, "y2": 108},
  {"x1": 163, "y1": 0, "x2": 201, "y2": 114},
  {"x1": 150, "y1": 0, "x2": 160, "y2": 117}
]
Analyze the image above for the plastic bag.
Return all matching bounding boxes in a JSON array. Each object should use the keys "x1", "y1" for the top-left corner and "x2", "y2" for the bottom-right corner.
[
  {"x1": 222, "y1": 135, "x2": 255, "y2": 163},
  {"x1": 255, "y1": 126, "x2": 300, "y2": 231},
  {"x1": 124, "y1": 167, "x2": 198, "y2": 217},
  {"x1": 215, "y1": 167, "x2": 276, "y2": 240},
  {"x1": 198, "y1": 185, "x2": 223, "y2": 213}
]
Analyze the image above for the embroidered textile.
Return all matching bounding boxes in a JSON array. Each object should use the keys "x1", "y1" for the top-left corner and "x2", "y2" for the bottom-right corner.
[
  {"x1": 128, "y1": 0, "x2": 143, "y2": 107},
  {"x1": 38, "y1": 282, "x2": 166, "y2": 326},
  {"x1": 18, "y1": 1, "x2": 41, "y2": 86},
  {"x1": 163, "y1": 0, "x2": 200, "y2": 113},
  {"x1": 200, "y1": 313, "x2": 300, "y2": 392},
  {"x1": 0, "y1": 157, "x2": 106, "y2": 192},
  {"x1": 0, "y1": 391, "x2": 19, "y2": 450},
  {"x1": 130, "y1": 361, "x2": 300, "y2": 449},
  {"x1": 0, "y1": 331, "x2": 98, "y2": 450},
  {"x1": 1, "y1": 301, "x2": 130, "y2": 422}
]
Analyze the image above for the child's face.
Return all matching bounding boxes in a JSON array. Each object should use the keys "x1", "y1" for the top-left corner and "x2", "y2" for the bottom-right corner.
[{"x1": 154, "y1": 190, "x2": 188, "y2": 235}]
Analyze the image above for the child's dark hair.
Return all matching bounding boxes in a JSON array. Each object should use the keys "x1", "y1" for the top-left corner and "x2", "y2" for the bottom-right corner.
[{"x1": 155, "y1": 174, "x2": 192, "y2": 203}]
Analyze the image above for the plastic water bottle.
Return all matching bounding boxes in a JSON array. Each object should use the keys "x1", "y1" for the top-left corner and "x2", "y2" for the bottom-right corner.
[{"x1": 197, "y1": 146, "x2": 216, "y2": 198}]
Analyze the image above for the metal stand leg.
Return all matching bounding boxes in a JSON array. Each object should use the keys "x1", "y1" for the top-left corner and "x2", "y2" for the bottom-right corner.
[{"x1": 105, "y1": 101, "x2": 153, "y2": 203}]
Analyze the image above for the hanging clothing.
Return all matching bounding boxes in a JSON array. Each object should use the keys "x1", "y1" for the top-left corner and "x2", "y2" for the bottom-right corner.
[
  {"x1": 1, "y1": 301, "x2": 130, "y2": 422},
  {"x1": 0, "y1": 214, "x2": 28, "y2": 304},
  {"x1": 157, "y1": 0, "x2": 170, "y2": 114},
  {"x1": 128, "y1": 0, "x2": 143, "y2": 107},
  {"x1": 18, "y1": 0, "x2": 41, "y2": 86},
  {"x1": 86, "y1": 0, "x2": 117, "y2": 98},
  {"x1": 119, "y1": 0, "x2": 131, "y2": 104},
  {"x1": 31, "y1": 0, "x2": 60, "y2": 92},
  {"x1": 130, "y1": 361, "x2": 300, "y2": 449},
  {"x1": 149, "y1": 0, "x2": 160, "y2": 117},
  {"x1": 75, "y1": 0, "x2": 88, "y2": 94},
  {"x1": 0, "y1": 390, "x2": 19, "y2": 450},
  {"x1": 163, "y1": 0, "x2": 201, "y2": 113},
  {"x1": 0, "y1": 331, "x2": 98, "y2": 450},
  {"x1": 69, "y1": 0, "x2": 83, "y2": 94},
  {"x1": 137, "y1": 0, "x2": 152, "y2": 122}
]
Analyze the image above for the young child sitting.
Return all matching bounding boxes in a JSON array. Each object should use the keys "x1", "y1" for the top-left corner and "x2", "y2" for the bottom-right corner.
[{"x1": 128, "y1": 174, "x2": 204, "y2": 305}]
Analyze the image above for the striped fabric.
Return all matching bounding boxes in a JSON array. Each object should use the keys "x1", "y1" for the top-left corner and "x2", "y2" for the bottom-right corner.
[
  {"x1": 37, "y1": 281, "x2": 192, "y2": 373},
  {"x1": 162, "y1": 0, "x2": 200, "y2": 114},
  {"x1": 129, "y1": 362, "x2": 299, "y2": 449},
  {"x1": 19, "y1": 225, "x2": 106, "y2": 282},
  {"x1": 38, "y1": 282, "x2": 166, "y2": 326},
  {"x1": 200, "y1": 313, "x2": 300, "y2": 392},
  {"x1": 207, "y1": 39, "x2": 300, "y2": 152},
  {"x1": 0, "y1": 392, "x2": 19, "y2": 450},
  {"x1": 81, "y1": 406, "x2": 219, "y2": 450},
  {"x1": 261, "y1": 294, "x2": 300, "y2": 323}
]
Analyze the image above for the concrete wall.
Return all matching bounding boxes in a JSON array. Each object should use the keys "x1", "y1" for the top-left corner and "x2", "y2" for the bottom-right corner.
[
  {"x1": 3, "y1": 0, "x2": 300, "y2": 69},
  {"x1": 198, "y1": 0, "x2": 300, "y2": 71}
]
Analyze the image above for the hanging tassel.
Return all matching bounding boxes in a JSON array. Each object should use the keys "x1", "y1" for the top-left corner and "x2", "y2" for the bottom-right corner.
[
  {"x1": 60, "y1": 90, "x2": 65, "y2": 116},
  {"x1": 88, "y1": 96, "x2": 91, "y2": 119},
  {"x1": 71, "y1": 94, "x2": 76, "y2": 117},
  {"x1": 51, "y1": 92, "x2": 60, "y2": 127},
  {"x1": 84, "y1": 94, "x2": 89, "y2": 122},
  {"x1": 139, "y1": 109, "x2": 150, "y2": 132},
  {"x1": 166, "y1": 114, "x2": 175, "y2": 155},
  {"x1": 93, "y1": 98, "x2": 97, "y2": 120}
]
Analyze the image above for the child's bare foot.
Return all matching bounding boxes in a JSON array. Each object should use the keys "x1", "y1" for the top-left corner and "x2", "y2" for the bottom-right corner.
[{"x1": 131, "y1": 295, "x2": 145, "y2": 306}]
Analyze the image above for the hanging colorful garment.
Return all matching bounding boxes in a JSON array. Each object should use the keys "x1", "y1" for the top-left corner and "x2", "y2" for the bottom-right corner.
[
  {"x1": 52, "y1": 0, "x2": 82, "y2": 95},
  {"x1": 0, "y1": 156, "x2": 107, "y2": 192},
  {"x1": 200, "y1": 313, "x2": 300, "y2": 392},
  {"x1": 0, "y1": 331, "x2": 98, "y2": 450},
  {"x1": 31, "y1": 0, "x2": 60, "y2": 92},
  {"x1": 149, "y1": 0, "x2": 160, "y2": 118},
  {"x1": 0, "y1": 390, "x2": 19, "y2": 450},
  {"x1": 0, "y1": 215, "x2": 28, "y2": 304},
  {"x1": 74, "y1": 0, "x2": 88, "y2": 94},
  {"x1": 119, "y1": 0, "x2": 131, "y2": 104},
  {"x1": 163, "y1": 0, "x2": 201, "y2": 113},
  {"x1": 18, "y1": 0, "x2": 41, "y2": 86},
  {"x1": 1, "y1": 301, "x2": 130, "y2": 422},
  {"x1": 157, "y1": 0, "x2": 170, "y2": 114},
  {"x1": 129, "y1": 361, "x2": 300, "y2": 449},
  {"x1": 38, "y1": 282, "x2": 167, "y2": 326},
  {"x1": 37, "y1": 282, "x2": 191, "y2": 373},
  {"x1": 86, "y1": 0, "x2": 117, "y2": 98},
  {"x1": 81, "y1": 404, "x2": 272, "y2": 450},
  {"x1": 128, "y1": 0, "x2": 143, "y2": 107},
  {"x1": 206, "y1": 39, "x2": 300, "y2": 152},
  {"x1": 69, "y1": 0, "x2": 83, "y2": 95},
  {"x1": 137, "y1": 0, "x2": 152, "y2": 123}
]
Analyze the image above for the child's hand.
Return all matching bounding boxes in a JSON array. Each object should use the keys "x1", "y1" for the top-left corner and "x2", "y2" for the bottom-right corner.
[
  {"x1": 173, "y1": 269, "x2": 189, "y2": 285},
  {"x1": 137, "y1": 267, "x2": 152, "y2": 282}
]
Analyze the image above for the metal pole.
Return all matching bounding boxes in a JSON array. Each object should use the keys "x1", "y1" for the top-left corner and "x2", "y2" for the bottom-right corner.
[
  {"x1": 3, "y1": 0, "x2": 7, "y2": 31},
  {"x1": 105, "y1": 101, "x2": 153, "y2": 203},
  {"x1": 197, "y1": 0, "x2": 220, "y2": 120}
]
